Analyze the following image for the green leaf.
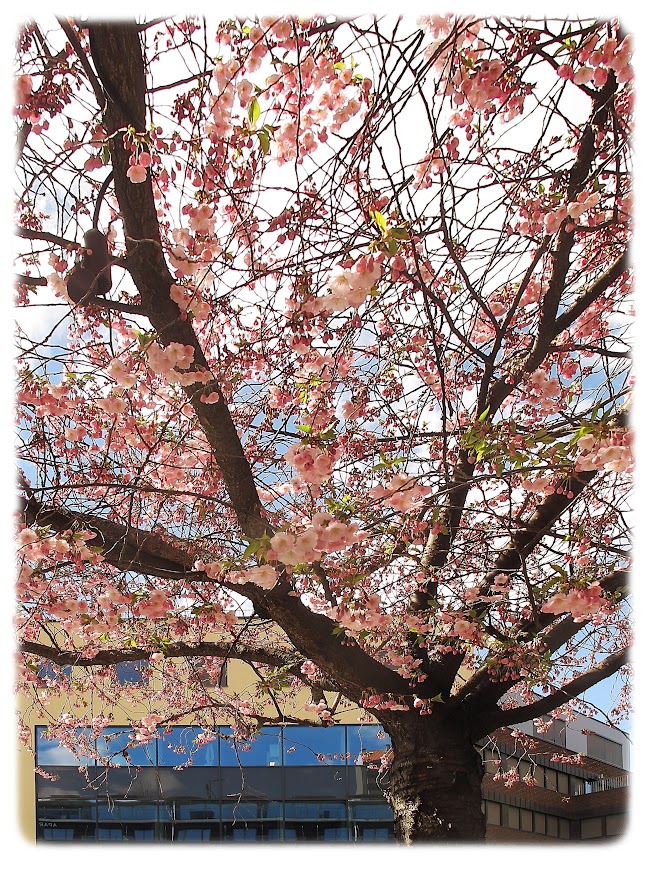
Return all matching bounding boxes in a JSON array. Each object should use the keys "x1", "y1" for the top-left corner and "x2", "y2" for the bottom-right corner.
[
  {"x1": 257, "y1": 128, "x2": 270, "y2": 154},
  {"x1": 297, "y1": 424, "x2": 313, "y2": 433},
  {"x1": 370, "y1": 210, "x2": 387, "y2": 232},
  {"x1": 478, "y1": 406, "x2": 490, "y2": 423},
  {"x1": 101, "y1": 144, "x2": 111, "y2": 165},
  {"x1": 248, "y1": 98, "x2": 261, "y2": 126}
]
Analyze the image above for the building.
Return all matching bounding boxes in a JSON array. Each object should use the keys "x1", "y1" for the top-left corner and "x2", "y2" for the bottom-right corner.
[{"x1": 17, "y1": 657, "x2": 630, "y2": 843}]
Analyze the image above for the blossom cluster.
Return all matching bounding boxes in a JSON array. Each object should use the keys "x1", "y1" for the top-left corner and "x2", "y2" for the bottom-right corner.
[
  {"x1": 267, "y1": 512, "x2": 365, "y2": 567},
  {"x1": 133, "y1": 713, "x2": 164, "y2": 744},
  {"x1": 574, "y1": 431, "x2": 633, "y2": 475},
  {"x1": 367, "y1": 472, "x2": 432, "y2": 513},
  {"x1": 515, "y1": 190, "x2": 604, "y2": 238},
  {"x1": 557, "y1": 33, "x2": 633, "y2": 87},
  {"x1": 302, "y1": 256, "x2": 383, "y2": 315},
  {"x1": 170, "y1": 284, "x2": 211, "y2": 321},
  {"x1": 541, "y1": 581, "x2": 608, "y2": 622},
  {"x1": 284, "y1": 443, "x2": 340, "y2": 488}
]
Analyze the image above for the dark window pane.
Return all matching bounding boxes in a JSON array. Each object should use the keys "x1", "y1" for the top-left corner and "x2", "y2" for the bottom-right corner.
[
  {"x1": 221, "y1": 814, "x2": 281, "y2": 841},
  {"x1": 349, "y1": 802, "x2": 393, "y2": 820},
  {"x1": 285, "y1": 802, "x2": 346, "y2": 820},
  {"x1": 40, "y1": 825, "x2": 92, "y2": 841},
  {"x1": 41, "y1": 828, "x2": 73, "y2": 841},
  {"x1": 218, "y1": 727, "x2": 282, "y2": 766},
  {"x1": 175, "y1": 802, "x2": 220, "y2": 821},
  {"x1": 97, "y1": 827, "x2": 123, "y2": 841},
  {"x1": 356, "y1": 824, "x2": 393, "y2": 841},
  {"x1": 221, "y1": 801, "x2": 282, "y2": 821},
  {"x1": 38, "y1": 801, "x2": 95, "y2": 821},
  {"x1": 97, "y1": 802, "x2": 157, "y2": 821},
  {"x1": 97, "y1": 728, "x2": 155, "y2": 767},
  {"x1": 220, "y1": 766, "x2": 284, "y2": 800},
  {"x1": 286, "y1": 765, "x2": 347, "y2": 800},
  {"x1": 157, "y1": 727, "x2": 219, "y2": 766},
  {"x1": 283, "y1": 726, "x2": 346, "y2": 765},
  {"x1": 223, "y1": 825, "x2": 259, "y2": 841},
  {"x1": 283, "y1": 820, "x2": 348, "y2": 841},
  {"x1": 174, "y1": 825, "x2": 221, "y2": 841},
  {"x1": 97, "y1": 824, "x2": 155, "y2": 841}
]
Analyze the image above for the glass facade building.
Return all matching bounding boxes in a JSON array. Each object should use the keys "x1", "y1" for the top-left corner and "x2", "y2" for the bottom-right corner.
[{"x1": 35, "y1": 724, "x2": 395, "y2": 842}]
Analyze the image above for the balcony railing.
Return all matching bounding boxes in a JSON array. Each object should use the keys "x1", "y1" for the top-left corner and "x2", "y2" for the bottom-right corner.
[{"x1": 574, "y1": 774, "x2": 630, "y2": 795}]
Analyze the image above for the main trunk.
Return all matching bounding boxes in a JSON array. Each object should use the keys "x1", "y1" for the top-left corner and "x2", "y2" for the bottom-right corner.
[{"x1": 378, "y1": 708, "x2": 486, "y2": 843}]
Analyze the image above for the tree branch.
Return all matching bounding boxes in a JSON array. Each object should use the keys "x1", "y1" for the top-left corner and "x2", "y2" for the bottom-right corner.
[{"x1": 472, "y1": 647, "x2": 630, "y2": 737}]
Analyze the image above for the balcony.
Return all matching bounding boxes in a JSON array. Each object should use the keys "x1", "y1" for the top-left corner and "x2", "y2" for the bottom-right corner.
[{"x1": 574, "y1": 774, "x2": 630, "y2": 795}]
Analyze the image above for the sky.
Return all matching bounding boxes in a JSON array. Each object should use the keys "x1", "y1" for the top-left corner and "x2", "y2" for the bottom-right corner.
[{"x1": 1, "y1": 1, "x2": 651, "y2": 867}]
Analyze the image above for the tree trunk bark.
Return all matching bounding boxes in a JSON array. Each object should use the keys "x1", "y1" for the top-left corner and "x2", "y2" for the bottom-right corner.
[{"x1": 379, "y1": 708, "x2": 486, "y2": 843}]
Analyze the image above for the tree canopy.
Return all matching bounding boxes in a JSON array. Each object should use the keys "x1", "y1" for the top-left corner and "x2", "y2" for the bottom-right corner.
[{"x1": 14, "y1": 15, "x2": 632, "y2": 839}]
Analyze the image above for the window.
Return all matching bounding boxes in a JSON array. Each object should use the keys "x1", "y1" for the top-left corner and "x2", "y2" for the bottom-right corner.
[
  {"x1": 546, "y1": 815, "x2": 559, "y2": 837},
  {"x1": 606, "y1": 814, "x2": 627, "y2": 837},
  {"x1": 175, "y1": 827, "x2": 215, "y2": 841},
  {"x1": 581, "y1": 817, "x2": 604, "y2": 839},
  {"x1": 349, "y1": 802, "x2": 393, "y2": 821},
  {"x1": 157, "y1": 726, "x2": 219, "y2": 766},
  {"x1": 502, "y1": 805, "x2": 520, "y2": 830},
  {"x1": 97, "y1": 801, "x2": 157, "y2": 821},
  {"x1": 283, "y1": 802, "x2": 348, "y2": 841},
  {"x1": 485, "y1": 801, "x2": 501, "y2": 826},
  {"x1": 221, "y1": 801, "x2": 282, "y2": 841},
  {"x1": 36, "y1": 726, "x2": 94, "y2": 766},
  {"x1": 96, "y1": 801, "x2": 157, "y2": 841},
  {"x1": 218, "y1": 727, "x2": 282, "y2": 766},
  {"x1": 347, "y1": 725, "x2": 391, "y2": 765},
  {"x1": 534, "y1": 812, "x2": 546, "y2": 835},
  {"x1": 37, "y1": 662, "x2": 72, "y2": 681},
  {"x1": 97, "y1": 728, "x2": 155, "y2": 766},
  {"x1": 175, "y1": 802, "x2": 220, "y2": 821},
  {"x1": 544, "y1": 767, "x2": 558, "y2": 790},
  {"x1": 586, "y1": 733, "x2": 623, "y2": 767},
  {"x1": 283, "y1": 726, "x2": 345, "y2": 765},
  {"x1": 520, "y1": 809, "x2": 533, "y2": 832},
  {"x1": 518, "y1": 759, "x2": 532, "y2": 779},
  {"x1": 115, "y1": 660, "x2": 146, "y2": 685},
  {"x1": 37, "y1": 801, "x2": 97, "y2": 840}
]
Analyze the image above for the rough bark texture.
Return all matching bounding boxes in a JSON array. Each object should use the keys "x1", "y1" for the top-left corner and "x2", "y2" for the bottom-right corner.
[{"x1": 379, "y1": 709, "x2": 485, "y2": 842}]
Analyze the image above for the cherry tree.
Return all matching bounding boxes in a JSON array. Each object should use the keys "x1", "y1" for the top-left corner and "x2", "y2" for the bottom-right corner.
[{"x1": 15, "y1": 16, "x2": 632, "y2": 842}]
